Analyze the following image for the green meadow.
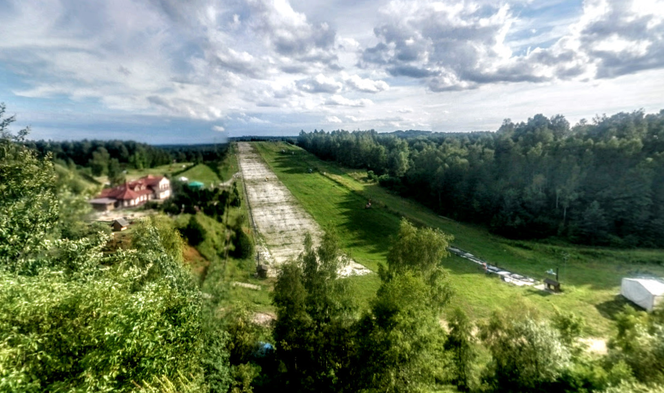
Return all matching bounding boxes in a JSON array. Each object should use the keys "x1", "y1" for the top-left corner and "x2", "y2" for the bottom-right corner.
[
  {"x1": 178, "y1": 163, "x2": 221, "y2": 186},
  {"x1": 253, "y1": 141, "x2": 664, "y2": 336},
  {"x1": 125, "y1": 162, "x2": 194, "y2": 180}
]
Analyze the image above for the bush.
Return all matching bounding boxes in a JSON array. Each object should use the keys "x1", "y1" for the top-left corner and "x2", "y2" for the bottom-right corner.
[
  {"x1": 378, "y1": 174, "x2": 405, "y2": 193},
  {"x1": 180, "y1": 215, "x2": 207, "y2": 246},
  {"x1": 232, "y1": 229, "x2": 254, "y2": 259}
]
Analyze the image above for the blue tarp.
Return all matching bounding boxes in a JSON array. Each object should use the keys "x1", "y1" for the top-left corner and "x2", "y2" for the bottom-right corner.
[{"x1": 254, "y1": 342, "x2": 274, "y2": 358}]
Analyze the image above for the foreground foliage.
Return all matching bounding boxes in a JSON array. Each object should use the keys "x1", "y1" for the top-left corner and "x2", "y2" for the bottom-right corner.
[{"x1": 0, "y1": 105, "x2": 231, "y2": 392}]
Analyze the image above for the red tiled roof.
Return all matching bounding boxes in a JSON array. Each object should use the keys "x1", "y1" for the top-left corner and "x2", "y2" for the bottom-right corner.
[
  {"x1": 97, "y1": 176, "x2": 168, "y2": 201},
  {"x1": 134, "y1": 188, "x2": 153, "y2": 196},
  {"x1": 114, "y1": 184, "x2": 139, "y2": 200},
  {"x1": 98, "y1": 183, "x2": 139, "y2": 200},
  {"x1": 143, "y1": 175, "x2": 164, "y2": 187}
]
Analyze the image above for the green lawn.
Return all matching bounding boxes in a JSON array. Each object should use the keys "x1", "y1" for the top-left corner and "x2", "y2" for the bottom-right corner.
[
  {"x1": 126, "y1": 162, "x2": 194, "y2": 180},
  {"x1": 253, "y1": 141, "x2": 664, "y2": 336},
  {"x1": 178, "y1": 163, "x2": 220, "y2": 186}
]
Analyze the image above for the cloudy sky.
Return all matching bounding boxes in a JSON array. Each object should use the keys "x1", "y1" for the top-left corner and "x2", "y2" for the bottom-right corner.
[{"x1": 1, "y1": 0, "x2": 663, "y2": 143}]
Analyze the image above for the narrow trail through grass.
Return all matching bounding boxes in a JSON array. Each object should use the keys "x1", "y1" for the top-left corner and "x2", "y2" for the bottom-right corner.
[{"x1": 254, "y1": 141, "x2": 664, "y2": 336}]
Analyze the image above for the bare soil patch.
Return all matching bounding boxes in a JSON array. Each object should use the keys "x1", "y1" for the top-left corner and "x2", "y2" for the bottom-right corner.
[{"x1": 183, "y1": 245, "x2": 209, "y2": 277}]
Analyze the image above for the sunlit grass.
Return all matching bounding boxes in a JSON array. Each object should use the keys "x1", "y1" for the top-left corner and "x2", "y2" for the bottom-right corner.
[
  {"x1": 126, "y1": 162, "x2": 194, "y2": 180},
  {"x1": 178, "y1": 163, "x2": 220, "y2": 186},
  {"x1": 253, "y1": 141, "x2": 664, "y2": 336}
]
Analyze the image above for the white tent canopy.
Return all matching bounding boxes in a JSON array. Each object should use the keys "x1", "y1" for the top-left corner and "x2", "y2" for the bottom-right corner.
[{"x1": 621, "y1": 278, "x2": 664, "y2": 312}]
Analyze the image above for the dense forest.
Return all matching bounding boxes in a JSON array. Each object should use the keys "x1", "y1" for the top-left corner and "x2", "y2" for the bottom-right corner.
[
  {"x1": 25, "y1": 139, "x2": 228, "y2": 175},
  {"x1": 298, "y1": 110, "x2": 664, "y2": 247}
]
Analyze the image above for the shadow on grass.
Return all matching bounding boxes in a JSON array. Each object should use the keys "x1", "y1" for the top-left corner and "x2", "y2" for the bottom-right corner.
[
  {"x1": 525, "y1": 287, "x2": 554, "y2": 297},
  {"x1": 259, "y1": 144, "x2": 399, "y2": 260},
  {"x1": 595, "y1": 294, "x2": 632, "y2": 320},
  {"x1": 265, "y1": 145, "x2": 347, "y2": 176},
  {"x1": 336, "y1": 191, "x2": 401, "y2": 256}
]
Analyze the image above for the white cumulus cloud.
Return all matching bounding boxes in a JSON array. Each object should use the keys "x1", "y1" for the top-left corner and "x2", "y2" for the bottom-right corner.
[
  {"x1": 325, "y1": 95, "x2": 372, "y2": 107},
  {"x1": 343, "y1": 74, "x2": 390, "y2": 93}
]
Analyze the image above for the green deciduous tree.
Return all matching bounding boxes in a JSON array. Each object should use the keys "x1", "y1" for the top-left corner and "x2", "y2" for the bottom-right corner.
[
  {"x1": 0, "y1": 223, "x2": 214, "y2": 392},
  {"x1": 608, "y1": 307, "x2": 664, "y2": 385},
  {"x1": 89, "y1": 146, "x2": 110, "y2": 176},
  {"x1": 480, "y1": 306, "x2": 571, "y2": 392},
  {"x1": 352, "y1": 271, "x2": 451, "y2": 393},
  {"x1": 579, "y1": 200, "x2": 609, "y2": 245},
  {"x1": 272, "y1": 232, "x2": 355, "y2": 393},
  {"x1": 445, "y1": 308, "x2": 477, "y2": 391},
  {"x1": 351, "y1": 219, "x2": 453, "y2": 392},
  {"x1": 0, "y1": 104, "x2": 59, "y2": 274},
  {"x1": 386, "y1": 218, "x2": 453, "y2": 276},
  {"x1": 180, "y1": 215, "x2": 207, "y2": 246},
  {"x1": 107, "y1": 157, "x2": 125, "y2": 186}
]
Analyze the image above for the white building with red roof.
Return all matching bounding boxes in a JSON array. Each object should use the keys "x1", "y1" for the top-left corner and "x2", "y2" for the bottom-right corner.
[{"x1": 89, "y1": 175, "x2": 171, "y2": 211}]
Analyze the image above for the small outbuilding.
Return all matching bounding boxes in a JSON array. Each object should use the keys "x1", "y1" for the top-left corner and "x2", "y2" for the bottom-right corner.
[
  {"x1": 621, "y1": 278, "x2": 664, "y2": 312},
  {"x1": 111, "y1": 218, "x2": 130, "y2": 232},
  {"x1": 89, "y1": 197, "x2": 116, "y2": 212}
]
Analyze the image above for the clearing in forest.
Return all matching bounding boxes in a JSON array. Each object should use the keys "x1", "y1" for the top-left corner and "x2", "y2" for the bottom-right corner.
[{"x1": 237, "y1": 142, "x2": 370, "y2": 277}]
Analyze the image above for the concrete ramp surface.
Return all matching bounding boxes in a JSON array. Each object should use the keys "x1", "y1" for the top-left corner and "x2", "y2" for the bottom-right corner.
[{"x1": 237, "y1": 142, "x2": 370, "y2": 277}]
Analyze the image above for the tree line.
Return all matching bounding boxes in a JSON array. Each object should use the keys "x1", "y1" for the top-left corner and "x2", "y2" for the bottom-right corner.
[
  {"x1": 25, "y1": 139, "x2": 229, "y2": 177},
  {"x1": 297, "y1": 110, "x2": 664, "y2": 247}
]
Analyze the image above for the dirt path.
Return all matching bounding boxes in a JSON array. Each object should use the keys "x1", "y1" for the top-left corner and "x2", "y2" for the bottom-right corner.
[{"x1": 237, "y1": 142, "x2": 370, "y2": 277}]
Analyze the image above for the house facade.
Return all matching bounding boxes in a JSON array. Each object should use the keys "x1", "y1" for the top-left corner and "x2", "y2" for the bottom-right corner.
[{"x1": 90, "y1": 175, "x2": 171, "y2": 210}]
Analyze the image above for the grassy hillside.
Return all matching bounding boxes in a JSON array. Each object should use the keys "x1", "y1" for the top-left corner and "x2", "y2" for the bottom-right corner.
[
  {"x1": 178, "y1": 163, "x2": 220, "y2": 186},
  {"x1": 253, "y1": 141, "x2": 664, "y2": 336},
  {"x1": 215, "y1": 145, "x2": 240, "y2": 182},
  {"x1": 126, "y1": 162, "x2": 194, "y2": 180},
  {"x1": 54, "y1": 163, "x2": 100, "y2": 195}
]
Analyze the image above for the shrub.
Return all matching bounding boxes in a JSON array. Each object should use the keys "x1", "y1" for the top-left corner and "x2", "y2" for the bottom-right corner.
[
  {"x1": 180, "y1": 215, "x2": 207, "y2": 246},
  {"x1": 232, "y1": 229, "x2": 254, "y2": 259}
]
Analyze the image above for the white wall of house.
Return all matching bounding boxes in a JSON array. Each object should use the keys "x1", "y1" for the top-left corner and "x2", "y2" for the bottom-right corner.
[{"x1": 156, "y1": 178, "x2": 171, "y2": 199}]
